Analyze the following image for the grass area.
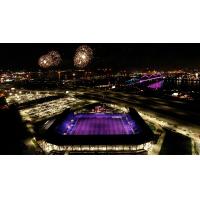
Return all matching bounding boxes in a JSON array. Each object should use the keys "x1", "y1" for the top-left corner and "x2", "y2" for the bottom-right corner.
[{"x1": 159, "y1": 128, "x2": 192, "y2": 155}]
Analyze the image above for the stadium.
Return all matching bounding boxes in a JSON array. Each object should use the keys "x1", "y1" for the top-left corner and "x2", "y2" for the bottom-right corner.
[{"x1": 37, "y1": 103, "x2": 155, "y2": 154}]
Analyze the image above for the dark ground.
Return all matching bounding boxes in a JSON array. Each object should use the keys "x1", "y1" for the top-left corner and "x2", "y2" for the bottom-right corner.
[{"x1": 160, "y1": 128, "x2": 192, "y2": 155}]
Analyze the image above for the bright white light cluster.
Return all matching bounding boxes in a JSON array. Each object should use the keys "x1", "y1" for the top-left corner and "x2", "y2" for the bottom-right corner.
[
  {"x1": 37, "y1": 140, "x2": 149, "y2": 154},
  {"x1": 20, "y1": 96, "x2": 82, "y2": 122},
  {"x1": 6, "y1": 91, "x2": 54, "y2": 104}
]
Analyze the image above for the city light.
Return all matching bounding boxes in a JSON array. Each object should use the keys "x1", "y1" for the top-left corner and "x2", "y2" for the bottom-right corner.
[{"x1": 1, "y1": 44, "x2": 200, "y2": 155}]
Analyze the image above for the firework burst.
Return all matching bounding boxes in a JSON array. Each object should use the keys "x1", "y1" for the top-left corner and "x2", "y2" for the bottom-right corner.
[
  {"x1": 48, "y1": 51, "x2": 62, "y2": 66},
  {"x1": 74, "y1": 45, "x2": 93, "y2": 68},
  {"x1": 38, "y1": 50, "x2": 62, "y2": 68},
  {"x1": 38, "y1": 54, "x2": 53, "y2": 68}
]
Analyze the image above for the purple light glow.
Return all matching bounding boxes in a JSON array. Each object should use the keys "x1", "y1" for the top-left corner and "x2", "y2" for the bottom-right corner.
[
  {"x1": 147, "y1": 80, "x2": 164, "y2": 89},
  {"x1": 56, "y1": 113, "x2": 140, "y2": 136}
]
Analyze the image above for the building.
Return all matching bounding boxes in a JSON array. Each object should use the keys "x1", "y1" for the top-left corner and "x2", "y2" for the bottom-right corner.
[{"x1": 37, "y1": 103, "x2": 155, "y2": 154}]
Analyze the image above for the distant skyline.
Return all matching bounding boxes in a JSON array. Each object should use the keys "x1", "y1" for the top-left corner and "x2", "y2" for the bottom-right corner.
[{"x1": 1, "y1": 43, "x2": 200, "y2": 71}]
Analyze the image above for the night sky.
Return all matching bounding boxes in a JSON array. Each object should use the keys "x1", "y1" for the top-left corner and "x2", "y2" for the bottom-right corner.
[{"x1": 1, "y1": 43, "x2": 200, "y2": 72}]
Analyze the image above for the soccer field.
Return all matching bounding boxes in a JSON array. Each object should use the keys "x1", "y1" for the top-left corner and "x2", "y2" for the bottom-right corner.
[{"x1": 58, "y1": 113, "x2": 139, "y2": 135}]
